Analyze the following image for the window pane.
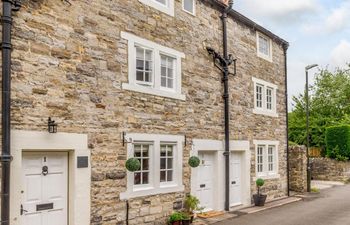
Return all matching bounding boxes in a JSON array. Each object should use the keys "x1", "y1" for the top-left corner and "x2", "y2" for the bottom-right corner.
[
  {"x1": 167, "y1": 170, "x2": 173, "y2": 182},
  {"x1": 145, "y1": 50, "x2": 153, "y2": 61},
  {"x1": 145, "y1": 72, "x2": 151, "y2": 82},
  {"x1": 256, "y1": 85, "x2": 263, "y2": 108},
  {"x1": 184, "y1": 0, "x2": 194, "y2": 13},
  {"x1": 161, "y1": 66, "x2": 167, "y2": 77},
  {"x1": 161, "y1": 56, "x2": 167, "y2": 66},
  {"x1": 167, "y1": 158, "x2": 173, "y2": 169},
  {"x1": 136, "y1": 59, "x2": 144, "y2": 70},
  {"x1": 136, "y1": 47, "x2": 144, "y2": 59},
  {"x1": 142, "y1": 145, "x2": 149, "y2": 157},
  {"x1": 259, "y1": 36, "x2": 270, "y2": 56},
  {"x1": 160, "y1": 158, "x2": 166, "y2": 169},
  {"x1": 160, "y1": 171, "x2": 166, "y2": 182},
  {"x1": 145, "y1": 61, "x2": 152, "y2": 71},
  {"x1": 160, "y1": 55, "x2": 176, "y2": 89},
  {"x1": 142, "y1": 172, "x2": 149, "y2": 184},
  {"x1": 136, "y1": 71, "x2": 143, "y2": 81},
  {"x1": 142, "y1": 159, "x2": 149, "y2": 170},
  {"x1": 134, "y1": 172, "x2": 141, "y2": 185},
  {"x1": 134, "y1": 145, "x2": 141, "y2": 157},
  {"x1": 167, "y1": 147, "x2": 173, "y2": 156},
  {"x1": 160, "y1": 146, "x2": 166, "y2": 156},
  {"x1": 168, "y1": 79, "x2": 173, "y2": 89},
  {"x1": 155, "y1": 0, "x2": 167, "y2": 5}
]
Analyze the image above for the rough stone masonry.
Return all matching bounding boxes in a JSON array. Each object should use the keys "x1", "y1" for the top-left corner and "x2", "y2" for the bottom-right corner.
[{"x1": 4, "y1": 0, "x2": 288, "y2": 224}]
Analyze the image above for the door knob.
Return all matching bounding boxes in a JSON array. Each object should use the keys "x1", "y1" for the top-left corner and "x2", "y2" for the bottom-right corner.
[
  {"x1": 231, "y1": 181, "x2": 236, "y2": 184},
  {"x1": 20, "y1": 204, "x2": 28, "y2": 215}
]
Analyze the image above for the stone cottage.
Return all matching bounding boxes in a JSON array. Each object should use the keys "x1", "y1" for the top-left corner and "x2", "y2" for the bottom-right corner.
[{"x1": 2, "y1": 0, "x2": 289, "y2": 224}]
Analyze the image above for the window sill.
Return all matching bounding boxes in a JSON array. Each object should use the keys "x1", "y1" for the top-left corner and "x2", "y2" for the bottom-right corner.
[
  {"x1": 253, "y1": 108, "x2": 278, "y2": 118},
  {"x1": 253, "y1": 174, "x2": 280, "y2": 181},
  {"x1": 120, "y1": 184, "x2": 184, "y2": 200},
  {"x1": 122, "y1": 83, "x2": 186, "y2": 101},
  {"x1": 257, "y1": 53, "x2": 273, "y2": 62},
  {"x1": 139, "y1": 0, "x2": 174, "y2": 17}
]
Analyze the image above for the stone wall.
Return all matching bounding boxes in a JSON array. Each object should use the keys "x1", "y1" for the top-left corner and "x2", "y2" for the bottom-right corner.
[
  {"x1": 311, "y1": 158, "x2": 350, "y2": 182},
  {"x1": 289, "y1": 146, "x2": 307, "y2": 193},
  {"x1": 4, "y1": 0, "x2": 288, "y2": 224}
]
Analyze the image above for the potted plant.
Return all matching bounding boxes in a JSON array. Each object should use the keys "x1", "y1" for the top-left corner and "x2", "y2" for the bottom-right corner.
[
  {"x1": 184, "y1": 194, "x2": 202, "y2": 223},
  {"x1": 253, "y1": 178, "x2": 267, "y2": 206},
  {"x1": 168, "y1": 211, "x2": 183, "y2": 225},
  {"x1": 181, "y1": 212, "x2": 191, "y2": 225}
]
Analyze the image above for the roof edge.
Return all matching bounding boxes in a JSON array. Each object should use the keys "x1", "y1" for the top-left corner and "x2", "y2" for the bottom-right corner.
[{"x1": 208, "y1": 0, "x2": 289, "y2": 49}]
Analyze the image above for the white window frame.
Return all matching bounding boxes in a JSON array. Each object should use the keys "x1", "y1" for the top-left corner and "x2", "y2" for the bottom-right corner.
[
  {"x1": 139, "y1": 0, "x2": 175, "y2": 16},
  {"x1": 120, "y1": 133, "x2": 184, "y2": 200},
  {"x1": 252, "y1": 77, "x2": 278, "y2": 117},
  {"x1": 182, "y1": 0, "x2": 196, "y2": 16},
  {"x1": 121, "y1": 32, "x2": 186, "y2": 101},
  {"x1": 256, "y1": 32, "x2": 272, "y2": 62},
  {"x1": 253, "y1": 140, "x2": 280, "y2": 180}
]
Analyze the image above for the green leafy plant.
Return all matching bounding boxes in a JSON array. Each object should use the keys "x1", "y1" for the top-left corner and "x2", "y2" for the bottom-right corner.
[
  {"x1": 168, "y1": 211, "x2": 184, "y2": 223},
  {"x1": 326, "y1": 125, "x2": 350, "y2": 160},
  {"x1": 256, "y1": 178, "x2": 265, "y2": 195},
  {"x1": 311, "y1": 187, "x2": 320, "y2": 193},
  {"x1": 188, "y1": 156, "x2": 201, "y2": 168},
  {"x1": 125, "y1": 158, "x2": 141, "y2": 172},
  {"x1": 184, "y1": 194, "x2": 201, "y2": 214}
]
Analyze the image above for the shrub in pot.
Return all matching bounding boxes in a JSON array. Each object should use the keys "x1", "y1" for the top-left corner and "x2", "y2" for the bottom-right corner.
[
  {"x1": 125, "y1": 158, "x2": 141, "y2": 172},
  {"x1": 184, "y1": 194, "x2": 201, "y2": 223},
  {"x1": 168, "y1": 211, "x2": 183, "y2": 225},
  {"x1": 181, "y1": 212, "x2": 191, "y2": 225},
  {"x1": 253, "y1": 178, "x2": 267, "y2": 206},
  {"x1": 188, "y1": 156, "x2": 201, "y2": 168}
]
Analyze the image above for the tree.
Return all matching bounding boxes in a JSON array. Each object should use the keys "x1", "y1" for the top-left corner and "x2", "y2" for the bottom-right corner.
[{"x1": 289, "y1": 65, "x2": 350, "y2": 148}]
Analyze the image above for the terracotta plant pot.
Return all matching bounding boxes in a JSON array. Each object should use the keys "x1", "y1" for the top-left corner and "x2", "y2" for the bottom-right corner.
[{"x1": 253, "y1": 194, "x2": 267, "y2": 206}]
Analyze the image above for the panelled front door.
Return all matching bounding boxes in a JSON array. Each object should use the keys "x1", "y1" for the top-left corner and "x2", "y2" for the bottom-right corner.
[
  {"x1": 22, "y1": 152, "x2": 68, "y2": 225},
  {"x1": 196, "y1": 152, "x2": 215, "y2": 211},
  {"x1": 230, "y1": 152, "x2": 242, "y2": 207}
]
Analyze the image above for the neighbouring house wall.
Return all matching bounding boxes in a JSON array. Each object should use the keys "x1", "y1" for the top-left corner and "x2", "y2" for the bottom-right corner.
[
  {"x1": 4, "y1": 0, "x2": 287, "y2": 224},
  {"x1": 289, "y1": 146, "x2": 307, "y2": 193},
  {"x1": 311, "y1": 158, "x2": 350, "y2": 182}
]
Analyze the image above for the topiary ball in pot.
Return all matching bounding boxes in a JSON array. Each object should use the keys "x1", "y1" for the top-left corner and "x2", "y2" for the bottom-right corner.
[
  {"x1": 188, "y1": 156, "x2": 201, "y2": 168},
  {"x1": 125, "y1": 158, "x2": 141, "y2": 172}
]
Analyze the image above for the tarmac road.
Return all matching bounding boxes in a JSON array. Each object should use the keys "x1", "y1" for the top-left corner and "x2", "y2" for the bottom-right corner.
[{"x1": 215, "y1": 185, "x2": 350, "y2": 225}]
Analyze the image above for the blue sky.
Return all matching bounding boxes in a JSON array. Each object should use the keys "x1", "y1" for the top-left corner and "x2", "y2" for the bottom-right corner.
[{"x1": 234, "y1": 0, "x2": 350, "y2": 109}]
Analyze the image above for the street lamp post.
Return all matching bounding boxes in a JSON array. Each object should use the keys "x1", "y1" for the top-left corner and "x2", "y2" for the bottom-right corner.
[{"x1": 305, "y1": 64, "x2": 318, "y2": 192}]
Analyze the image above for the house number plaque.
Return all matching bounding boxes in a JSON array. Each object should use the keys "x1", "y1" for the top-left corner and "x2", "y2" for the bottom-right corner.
[{"x1": 77, "y1": 156, "x2": 89, "y2": 168}]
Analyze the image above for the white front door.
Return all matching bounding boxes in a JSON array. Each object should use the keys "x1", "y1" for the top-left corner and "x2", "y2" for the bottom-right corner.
[
  {"x1": 230, "y1": 152, "x2": 242, "y2": 207},
  {"x1": 196, "y1": 152, "x2": 215, "y2": 211},
  {"x1": 22, "y1": 152, "x2": 68, "y2": 225}
]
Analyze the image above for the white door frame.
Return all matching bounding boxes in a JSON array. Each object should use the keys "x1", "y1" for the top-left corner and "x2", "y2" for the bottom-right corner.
[
  {"x1": 10, "y1": 130, "x2": 90, "y2": 225},
  {"x1": 190, "y1": 139, "x2": 251, "y2": 211}
]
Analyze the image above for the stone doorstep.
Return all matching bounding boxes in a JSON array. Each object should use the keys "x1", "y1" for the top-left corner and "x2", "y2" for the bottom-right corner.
[{"x1": 192, "y1": 197, "x2": 302, "y2": 225}]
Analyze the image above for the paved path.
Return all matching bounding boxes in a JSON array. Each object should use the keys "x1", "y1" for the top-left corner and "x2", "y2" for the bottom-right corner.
[{"x1": 214, "y1": 185, "x2": 350, "y2": 225}]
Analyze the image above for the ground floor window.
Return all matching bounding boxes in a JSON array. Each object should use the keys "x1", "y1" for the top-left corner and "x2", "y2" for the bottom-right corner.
[
  {"x1": 253, "y1": 140, "x2": 279, "y2": 179},
  {"x1": 120, "y1": 133, "x2": 184, "y2": 199}
]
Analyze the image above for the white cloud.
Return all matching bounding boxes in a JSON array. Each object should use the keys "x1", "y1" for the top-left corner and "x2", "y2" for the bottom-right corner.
[
  {"x1": 303, "y1": 2, "x2": 350, "y2": 34},
  {"x1": 330, "y1": 40, "x2": 350, "y2": 68},
  {"x1": 237, "y1": 0, "x2": 319, "y2": 24}
]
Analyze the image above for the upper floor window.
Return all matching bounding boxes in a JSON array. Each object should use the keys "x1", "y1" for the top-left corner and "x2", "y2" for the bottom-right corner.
[
  {"x1": 257, "y1": 32, "x2": 272, "y2": 61},
  {"x1": 254, "y1": 140, "x2": 279, "y2": 180},
  {"x1": 252, "y1": 77, "x2": 278, "y2": 117},
  {"x1": 120, "y1": 133, "x2": 184, "y2": 199},
  {"x1": 121, "y1": 32, "x2": 186, "y2": 101},
  {"x1": 183, "y1": 0, "x2": 196, "y2": 15},
  {"x1": 139, "y1": 0, "x2": 174, "y2": 16}
]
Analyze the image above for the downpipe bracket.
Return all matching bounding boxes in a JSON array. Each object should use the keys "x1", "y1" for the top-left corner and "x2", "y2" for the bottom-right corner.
[{"x1": 0, "y1": 155, "x2": 13, "y2": 162}]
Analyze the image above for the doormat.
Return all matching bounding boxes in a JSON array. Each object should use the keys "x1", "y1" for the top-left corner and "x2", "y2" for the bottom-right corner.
[{"x1": 197, "y1": 211, "x2": 225, "y2": 218}]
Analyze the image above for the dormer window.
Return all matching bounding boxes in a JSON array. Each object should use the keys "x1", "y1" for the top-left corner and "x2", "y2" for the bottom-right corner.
[{"x1": 139, "y1": 0, "x2": 174, "y2": 16}]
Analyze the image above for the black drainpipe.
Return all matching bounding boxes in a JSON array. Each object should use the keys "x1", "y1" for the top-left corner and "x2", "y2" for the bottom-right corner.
[
  {"x1": 221, "y1": 1, "x2": 233, "y2": 212},
  {"x1": 283, "y1": 43, "x2": 290, "y2": 196},
  {"x1": 1, "y1": 1, "x2": 21, "y2": 225},
  {"x1": 207, "y1": 0, "x2": 235, "y2": 212}
]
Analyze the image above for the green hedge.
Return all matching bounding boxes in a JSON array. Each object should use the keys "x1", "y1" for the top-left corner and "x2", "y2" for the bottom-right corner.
[{"x1": 325, "y1": 125, "x2": 350, "y2": 160}]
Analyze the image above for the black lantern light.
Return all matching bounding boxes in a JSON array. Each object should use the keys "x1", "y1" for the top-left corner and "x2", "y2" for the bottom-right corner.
[{"x1": 48, "y1": 117, "x2": 58, "y2": 133}]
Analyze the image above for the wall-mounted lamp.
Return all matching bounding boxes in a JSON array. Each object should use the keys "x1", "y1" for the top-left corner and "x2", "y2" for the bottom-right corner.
[{"x1": 48, "y1": 117, "x2": 58, "y2": 133}]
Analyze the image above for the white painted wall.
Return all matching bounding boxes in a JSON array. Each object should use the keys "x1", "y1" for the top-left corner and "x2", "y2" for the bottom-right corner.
[{"x1": 10, "y1": 130, "x2": 90, "y2": 225}]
